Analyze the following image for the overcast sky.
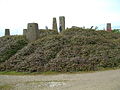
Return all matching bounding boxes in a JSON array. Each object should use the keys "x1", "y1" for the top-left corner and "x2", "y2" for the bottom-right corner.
[{"x1": 0, "y1": 0, "x2": 120, "y2": 36}]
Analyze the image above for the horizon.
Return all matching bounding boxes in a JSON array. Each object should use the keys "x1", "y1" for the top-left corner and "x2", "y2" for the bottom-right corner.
[{"x1": 0, "y1": 0, "x2": 120, "y2": 36}]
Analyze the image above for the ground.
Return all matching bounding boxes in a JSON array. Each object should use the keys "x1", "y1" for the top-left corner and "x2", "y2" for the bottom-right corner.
[{"x1": 0, "y1": 69, "x2": 120, "y2": 90}]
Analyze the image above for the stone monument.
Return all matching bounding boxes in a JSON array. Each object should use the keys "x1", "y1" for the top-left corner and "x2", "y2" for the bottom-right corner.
[
  {"x1": 23, "y1": 29, "x2": 27, "y2": 36},
  {"x1": 52, "y1": 17, "x2": 58, "y2": 31},
  {"x1": 59, "y1": 16, "x2": 65, "y2": 32},
  {"x1": 5, "y1": 29, "x2": 10, "y2": 36},
  {"x1": 107, "y1": 23, "x2": 112, "y2": 31},
  {"x1": 26, "y1": 23, "x2": 39, "y2": 42}
]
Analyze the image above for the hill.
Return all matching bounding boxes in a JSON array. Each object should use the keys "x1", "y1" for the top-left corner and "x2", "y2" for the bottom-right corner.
[{"x1": 0, "y1": 28, "x2": 120, "y2": 72}]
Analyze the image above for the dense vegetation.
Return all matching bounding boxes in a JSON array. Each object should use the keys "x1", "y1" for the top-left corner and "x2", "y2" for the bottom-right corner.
[
  {"x1": 112, "y1": 29, "x2": 120, "y2": 33},
  {"x1": 0, "y1": 36, "x2": 28, "y2": 62},
  {"x1": 0, "y1": 28, "x2": 120, "y2": 72}
]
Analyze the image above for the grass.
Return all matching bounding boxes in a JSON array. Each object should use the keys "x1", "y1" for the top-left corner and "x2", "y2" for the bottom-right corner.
[
  {"x1": 0, "y1": 71, "x2": 30, "y2": 75},
  {"x1": 0, "y1": 71, "x2": 62, "y2": 75},
  {"x1": 0, "y1": 85, "x2": 13, "y2": 90},
  {"x1": 0, "y1": 67, "x2": 119, "y2": 75}
]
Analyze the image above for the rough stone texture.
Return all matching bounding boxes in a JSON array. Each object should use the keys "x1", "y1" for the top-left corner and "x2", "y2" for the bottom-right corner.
[
  {"x1": 23, "y1": 29, "x2": 27, "y2": 36},
  {"x1": 23, "y1": 16, "x2": 65, "y2": 42},
  {"x1": 26, "y1": 23, "x2": 39, "y2": 42},
  {"x1": 59, "y1": 16, "x2": 65, "y2": 32},
  {"x1": 107, "y1": 23, "x2": 111, "y2": 31},
  {"x1": 23, "y1": 23, "x2": 58, "y2": 42},
  {"x1": 52, "y1": 17, "x2": 58, "y2": 31},
  {"x1": 5, "y1": 29, "x2": 10, "y2": 36}
]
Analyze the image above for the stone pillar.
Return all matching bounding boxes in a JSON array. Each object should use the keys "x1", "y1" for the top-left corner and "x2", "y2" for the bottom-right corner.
[
  {"x1": 59, "y1": 16, "x2": 65, "y2": 32},
  {"x1": 23, "y1": 29, "x2": 27, "y2": 36},
  {"x1": 26, "y1": 23, "x2": 39, "y2": 42},
  {"x1": 52, "y1": 17, "x2": 58, "y2": 31},
  {"x1": 107, "y1": 23, "x2": 112, "y2": 31},
  {"x1": 5, "y1": 29, "x2": 10, "y2": 36}
]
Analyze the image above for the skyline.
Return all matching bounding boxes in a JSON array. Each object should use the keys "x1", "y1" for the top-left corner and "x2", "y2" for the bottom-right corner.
[{"x1": 0, "y1": 0, "x2": 120, "y2": 36}]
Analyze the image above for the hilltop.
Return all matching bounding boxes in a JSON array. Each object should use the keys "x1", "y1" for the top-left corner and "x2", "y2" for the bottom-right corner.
[{"x1": 0, "y1": 27, "x2": 120, "y2": 72}]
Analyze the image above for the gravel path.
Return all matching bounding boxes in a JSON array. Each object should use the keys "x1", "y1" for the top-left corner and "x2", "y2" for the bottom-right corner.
[{"x1": 0, "y1": 69, "x2": 120, "y2": 90}]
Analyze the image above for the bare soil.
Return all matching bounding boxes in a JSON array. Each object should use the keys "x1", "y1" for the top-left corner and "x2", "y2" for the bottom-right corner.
[{"x1": 0, "y1": 69, "x2": 120, "y2": 90}]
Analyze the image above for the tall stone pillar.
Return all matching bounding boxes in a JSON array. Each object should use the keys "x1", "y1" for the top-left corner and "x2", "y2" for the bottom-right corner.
[
  {"x1": 26, "y1": 23, "x2": 39, "y2": 42},
  {"x1": 23, "y1": 29, "x2": 27, "y2": 36},
  {"x1": 5, "y1": 29, "x2": 10, "y2": 36},
  {"x1": 59, "y1": 16, "x2": 65, "y2": 32},
  {"x1": 107, "y1": 23, "x2": 112, "y2": 31},
  {"x1": 52, "y1": 17, "x2": 58, "y2": 31}
]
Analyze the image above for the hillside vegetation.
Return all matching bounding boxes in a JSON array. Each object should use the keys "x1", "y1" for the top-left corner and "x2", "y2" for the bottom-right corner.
[
  {"x1": 0, "y1": 36, "x2": 28, "y2": 63},
  {"x1": 0, "y1": 28, "x2": 120, "y2": 72}
]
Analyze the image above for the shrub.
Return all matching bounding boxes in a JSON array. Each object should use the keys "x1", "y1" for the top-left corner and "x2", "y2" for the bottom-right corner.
[
  {"x1": 0, "y1": 35, "x2": 28, "y2": 62},
  {"x1": 0, "y1": 28, "x2": 120, "y2": 72}
]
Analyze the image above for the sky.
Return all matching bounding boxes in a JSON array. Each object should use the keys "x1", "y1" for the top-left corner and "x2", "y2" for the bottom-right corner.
[{"x1": 0, "y1": 0, "x2": 120, "y2": 36}]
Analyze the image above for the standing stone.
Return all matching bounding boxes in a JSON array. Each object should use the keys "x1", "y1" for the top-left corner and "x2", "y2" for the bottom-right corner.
[
  {"x1": 59, "y1": 16, "x2": 65, "y2": 32},
  {"x1": 52, "y1": 17, "x2": 58, "y2": 31},
  {"x1": 107, "y1": 23, "x2": 112, "y2": 31},
  {"x1": 26, "y1": 23, "x2": 39, "y2": 42},
  {"x1": 23, "y1": 29, "x2": 27, "y2": 36},
  {"x1": 5, "y1": 29, "x2": 10, "y2": 36}
]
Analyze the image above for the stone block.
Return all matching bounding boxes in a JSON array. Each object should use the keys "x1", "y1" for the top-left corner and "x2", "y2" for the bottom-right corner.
[
  {"x1": 26, "y1": 23, "x2": 39, "y2": 42},
  {"x1": 107, "y1": 23, "x2": 112, "y2": 31},
  {"x1": 59, "y1": 16, "x2": 65, "y2": 32},
  {"x1": 23, "y1": 29, "x2": 27, "y2": 36},
  {"x1": 52, "y1": 17, "x2": 58, "y2": 31},
  {"x1": 5, "y1": 29, "x2": 10, "y2": 36}
]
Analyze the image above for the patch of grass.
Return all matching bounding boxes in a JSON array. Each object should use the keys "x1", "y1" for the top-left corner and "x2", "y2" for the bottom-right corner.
[
  {"x1": 0, "y1": 85, "x2": 13, "y2": 90},
  {"x1": 0, "y1": 71, "x2": 30, "y2": 75},
  {"x1": 0, "y1": 68, "x2": 119, "y2": 75},
  {"x1": 0, "y1": 71, "x2": 61, "y2": 75}
]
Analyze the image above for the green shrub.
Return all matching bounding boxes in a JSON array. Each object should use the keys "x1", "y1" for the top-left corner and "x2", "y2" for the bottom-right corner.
[
  {"x1": 0, "y1": 28, "x2": 120, "y2": 72},
  {"x1": 0, "y1": 35, "x2": 28, "y2": 62}
]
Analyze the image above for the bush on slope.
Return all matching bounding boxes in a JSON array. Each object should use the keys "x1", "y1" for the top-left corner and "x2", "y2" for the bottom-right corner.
[
  {"x1": 0, "y1": 28, "x2": 120, "y2": 72},
  {"x1": 0, "y1": 35, "x2": 28, "y2": 62}
]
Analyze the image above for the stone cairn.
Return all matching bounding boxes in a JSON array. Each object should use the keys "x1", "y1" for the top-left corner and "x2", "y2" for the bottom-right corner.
[
  {"x1": 23, "y1": 23, "x2": 39, "y2": 42},
  {"x1": 3, "y1": 16, "x2": 66, "y2": 42},
  {"x1": 3, "y1": 16, "x2": 114, "y2": 42},
  {"x1": 106, "y1": 23, "x2": 112, "y2": 31},
  {"x1": 5, "y1": 29, "x2": 10, "y2": 36},
  {"x1": 52, "y1": 17, "x2": 58, "y2": 31},
  {"x1": 59, "y1": 16, "x2": 65, "y2": 32},
  {"x1": 23, "y1": 16, "x2": 66, "y2": 42}
]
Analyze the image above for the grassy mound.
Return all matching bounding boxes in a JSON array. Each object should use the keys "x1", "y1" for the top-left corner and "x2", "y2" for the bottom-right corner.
[{"x1": 0, "y1": 28, "x2": 120, "y2": 72}]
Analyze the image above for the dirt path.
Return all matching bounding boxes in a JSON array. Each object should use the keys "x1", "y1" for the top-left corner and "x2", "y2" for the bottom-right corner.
[{"x1": 0, "y1": 69, "x2": 120, "y2": 90}]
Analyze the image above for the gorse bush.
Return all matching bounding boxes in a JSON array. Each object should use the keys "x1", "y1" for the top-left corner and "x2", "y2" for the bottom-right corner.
[
  {"x1": 0, "y1": 28, "x2": 120, "y2": 72},
  {"x1": 112, "y1": 29, "x2": 120, "y2": 33},
  {"x1": 0, "y1": 35, "x2": 28, "y2": 62}
]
